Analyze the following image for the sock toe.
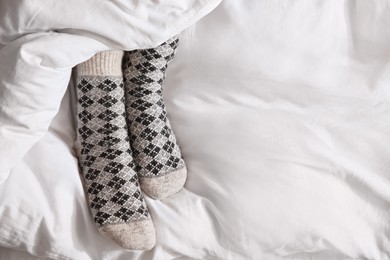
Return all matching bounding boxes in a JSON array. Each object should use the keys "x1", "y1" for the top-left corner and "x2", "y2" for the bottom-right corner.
[
  {"x1": 139, "y1": 167, "x2": 187, "y2": 200},
  {"x1": 99, "y1": 219, "x2": 156, "y2": 250}
]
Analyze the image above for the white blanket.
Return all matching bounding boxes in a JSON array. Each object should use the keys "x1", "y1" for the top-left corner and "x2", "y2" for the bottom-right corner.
[{"x1": 1, "y1": 0, "x2": 390, "y2": 259}]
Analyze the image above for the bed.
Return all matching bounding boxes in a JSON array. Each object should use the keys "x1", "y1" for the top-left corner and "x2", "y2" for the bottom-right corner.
[{"x1": 1, "y1": 0, "x2": 390, "y2": 259}]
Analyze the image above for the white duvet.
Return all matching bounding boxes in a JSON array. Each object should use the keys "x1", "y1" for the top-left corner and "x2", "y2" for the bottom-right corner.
[{"x1": 1, "y1": 0, "x2": 390, "y2": 259}]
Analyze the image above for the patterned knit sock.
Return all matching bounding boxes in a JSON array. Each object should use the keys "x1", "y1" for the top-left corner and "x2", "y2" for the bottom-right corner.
[
  {"x1": 123, "y1": 37, "x2": 187, "y2": 200},
  {"x1": 75, "y1": 50, "x2": 156, "y2": 250}
]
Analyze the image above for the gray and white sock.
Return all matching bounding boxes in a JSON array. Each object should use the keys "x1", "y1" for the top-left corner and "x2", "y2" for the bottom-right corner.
[
  {"x1": 123, "y1": 37, "x2": 187, "y2": 200},
  {"x1": 75, "y1": 51, "x2": 155, "y2": 250}
]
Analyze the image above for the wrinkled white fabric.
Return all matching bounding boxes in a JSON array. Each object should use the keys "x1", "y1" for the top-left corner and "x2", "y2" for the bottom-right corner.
[{"x1": 1, "y1": 0, "x2": 390, "y2": 259}]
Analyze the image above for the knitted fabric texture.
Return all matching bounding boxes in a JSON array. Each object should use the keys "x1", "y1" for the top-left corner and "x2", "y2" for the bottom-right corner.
[
  {"x1": 123, "y1": 37, "x2": 186, "y2": 179},
  {"x1": 76, "y1": 76, "x2": 150, "y2": 225},
  {"x1": 76, "y1": 51, "x2": 150, "y2": 226}
]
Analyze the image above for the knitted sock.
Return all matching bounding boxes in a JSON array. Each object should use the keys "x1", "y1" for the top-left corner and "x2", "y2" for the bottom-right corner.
[
  {"x1": 123, "y1": 37, "x2": 187, "y2": 200},
  {"x1": 75, "y1": 50, "x2": 155, "y2": 250}
]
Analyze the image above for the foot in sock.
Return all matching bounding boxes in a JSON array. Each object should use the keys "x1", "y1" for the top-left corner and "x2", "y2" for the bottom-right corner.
[
  {"x1": 123, "y1": 37, "x2": 187, "y2": 200},
  {"x1": 75, "y1": 50, "x2": 155, "y2": 250}
]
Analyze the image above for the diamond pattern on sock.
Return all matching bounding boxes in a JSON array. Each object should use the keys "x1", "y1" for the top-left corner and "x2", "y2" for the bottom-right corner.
[
  {"x1": 123, "y1": 37, "x2": 185, "y2": 178},
  {"x1": 76, "y1": 76, "x2": 150, "y2": 226}
]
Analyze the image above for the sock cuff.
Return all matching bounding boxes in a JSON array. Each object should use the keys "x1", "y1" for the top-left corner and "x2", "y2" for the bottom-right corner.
[{"x1": 77, "y1": 50, "x2": 124, "y2": 76}]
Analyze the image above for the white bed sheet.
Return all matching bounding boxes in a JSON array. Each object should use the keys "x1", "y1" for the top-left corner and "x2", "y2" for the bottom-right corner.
[{"x1": 1, "y1": 0, "x2": 390, "y2": 259}]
